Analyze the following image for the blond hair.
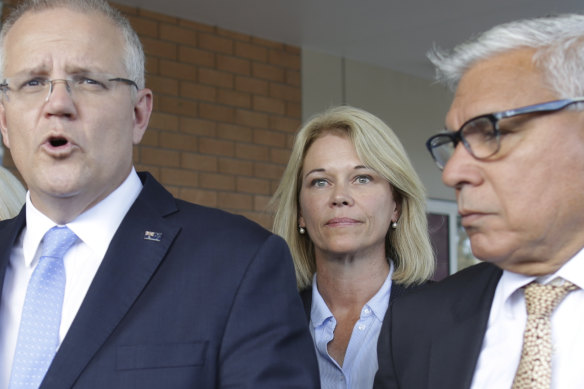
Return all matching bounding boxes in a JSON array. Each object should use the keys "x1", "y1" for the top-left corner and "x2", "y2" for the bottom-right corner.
[{"x1": 271, "y1": 106, "x2": 435, "y2": 289}]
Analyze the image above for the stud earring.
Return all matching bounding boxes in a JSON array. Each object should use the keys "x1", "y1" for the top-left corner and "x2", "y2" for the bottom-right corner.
[
  {"x1": 391, "y1": 221, "x2": 398, "y2": 230},
  {"x1": 298, "y1": 226, "x2": 306, "y2": 235}
]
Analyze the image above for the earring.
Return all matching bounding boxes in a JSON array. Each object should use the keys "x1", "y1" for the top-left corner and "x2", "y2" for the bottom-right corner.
[
  {"x1": 298, "y1": 226, "x2": 306, "y2": 235},
  {"x1": 391, "y1": 221, "x2": 398, "y2": 230}
]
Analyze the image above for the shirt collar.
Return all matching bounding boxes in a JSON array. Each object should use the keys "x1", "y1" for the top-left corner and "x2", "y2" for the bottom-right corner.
[
  {"x1": 23, "y1": 168, "x2": 142, "y2": 266},
  {"x1": 310, "y1": 260, "x2": 394, "y2": 327},
  {"x1": 499, "y1": 247, "x2": 584, "y2": 304}
]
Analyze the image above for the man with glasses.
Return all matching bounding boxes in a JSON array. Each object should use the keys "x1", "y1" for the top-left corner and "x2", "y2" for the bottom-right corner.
[
  {"x1": 374, "y1": 13, "x2": 584, "y2": 389},
  {"x1": 0, "y1": 1, "x2": 319, "y2": 388}
]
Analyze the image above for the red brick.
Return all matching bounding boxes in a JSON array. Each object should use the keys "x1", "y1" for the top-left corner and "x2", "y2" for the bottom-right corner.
[
  {"x1": 129, "y1": 16, "x2": 158, "y2": 38},
  {"x1": 217, "y1": 123, "x2": 253, "y2": 142},
  {"x1": 235, "y1": 143, "x2": 269, "y2": 162},
  {"x1": 286, "y1": 69, "x2": 301, "y2": 87},
  {"x1": 180, "y1": 82, "x2": 217, "y2": 102},
  {"x1": 269, "y1": 115, "x2": 300, "y2": 133},
  {"x1": 254, "y1": 195, "x2": 273, "y2": 212},
  {"x1": 179, "y1": 188, "x2": 217, "y2": 207},
  {"x1": 251, "y1": 36, "x2": 284, "y2": 49},
  {"x1": 199, "y1": 137, "x2": 235, "y2": 157},
  {"x1": 199, "y1": 103, "x2": 236, "y2": 123},
  {"x1": 200, "y1": 173, "x2": 235, "y2": 190},
  {"x1": 270, "y1": 148, "x2": 292, "y2": 165},
  {"x1": 253, "y1": 95, "x2": 286, "y2": 115},
  {"x1": 253, "y1": 129, "x2": 286, "y2": 147},
  {"x1": 198, "y1": 33, "x2": 234, "y2": 55},
  {"x1": 179, "y1": 46, "x2": 215, "y2": 67},
  {"x1": 141, "y1": 147, "x2": 180, "y2": 167},
  {"x1": 252, "y1": 62, "x2": 285, "y2": 83},
  {"x1": 149, "y1": 112, "x2": 179, "y2": 132},
  {"x1": 237, "y1": 177, "x2": 270, "y2": 194},
  {"x1": 139, "y1": 8, "x2": 178, "y2": 23},
  {"x1": 270, "y1": 83, "x2": 301, "y2": 102},
  {"x1": 160, "y1": 132, "x2": 197, "y2": 151},
  {"x1": 159, "y1": 23, "x2": 197, "y2": 46},
  {"x1": 235, "y1": 76, "x2": 268, "y2": 96},
  {"x1": 180, "y1": 117, "x2": 217, "y2": 136},
  {"x1": 139, "y1": 129, "x2": 159, "y2": 147},
  {"x1": 217, "y1": 54, "x2": 251, "y2": 76},
  {"x1": 217, "y1": 192, "x2": 253, "y2": 210},
  {"x1": 179, "y1": 19, "x2": 215, "y2": 33},
  {"x1": 269, "y1": 49, "x2": 300, "y2": 70},
  {"x1": 287, "y1": 102, "x2": 301, "y2": 117},
  {"x1": 217, "y1": 89, "x2": 251, "y2": 109},
  {"x1": 145, "y1": 57, "x2": 159, "y2": 75},
  {"x1": 235, "y1": 41, "x2": 268, "y2": 62},
  {"x1": 198, "y1": 68, "x2": 234, "y2": 89},
  {"x1": 147, "y1": 75, "x2": 179, "y2": 96},
  {"x1": 160, "y1": 60, "x2": 197, "y2": 81},
  {"x1": 254, "y1": 162, "x2": 285, "y2": 180},
  {"x1": 235, "y1": 109, "x2": 269, "y2": 128},
  {"x1": 160, "y1": 167, "x2": 198, "y2": 187},
  {"x1": 181, "y1": 153, "x2": 218, "y2": 172},
  {"x1": 142, "y1": 37, "x2": 177, "y2": 60},
  {"x1": 217, "y1": 27, "x2": 251, "y2": 42},
  {"x1": 219, "y1": 158, "x2": 253, "y2": 176},
  {"x1": 158, "y1": 96, "x2": 198, "y2": 117}
]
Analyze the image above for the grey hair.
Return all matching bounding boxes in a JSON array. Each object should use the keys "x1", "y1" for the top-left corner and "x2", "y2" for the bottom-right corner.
[
  {"x1": 428, "y1": 14, "x2": 584, "y2": 97},
  {"x1": 0, "y1": 0, "x2": 145, "y2": 88}
]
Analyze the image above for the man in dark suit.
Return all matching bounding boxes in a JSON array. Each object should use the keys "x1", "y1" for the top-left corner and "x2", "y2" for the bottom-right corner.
[
  {"x1": 374, "y1": 13, "x2": 584, "y2": 389},
  {"x1": 0, "y1": 1, "x2": 319, "y2": 387}
]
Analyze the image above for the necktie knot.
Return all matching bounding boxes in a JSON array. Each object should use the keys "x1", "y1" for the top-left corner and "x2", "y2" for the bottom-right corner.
[
  {"x1": 41, "y1": 226, "x2": 78, "y2": 260},
  {"x1": 524, "y1": 280, "x2": 578, "y2": 318}
]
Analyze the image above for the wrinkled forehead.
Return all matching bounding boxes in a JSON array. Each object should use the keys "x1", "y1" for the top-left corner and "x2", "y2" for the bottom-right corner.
[
  {"x1": 445, "y1": 49, "x2": 557, "y2": 131},
  {"x1": 2, "y1": 7, "x2": 125, "y2": 78}
]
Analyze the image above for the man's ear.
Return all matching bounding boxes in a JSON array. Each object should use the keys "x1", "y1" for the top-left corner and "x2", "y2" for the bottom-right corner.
[
  {"x1": 0, "y1": 103, "x2": 10, "y2": 149},
  {"x1": 132, "y1": 88, "x2": 153, "y2": 144}
]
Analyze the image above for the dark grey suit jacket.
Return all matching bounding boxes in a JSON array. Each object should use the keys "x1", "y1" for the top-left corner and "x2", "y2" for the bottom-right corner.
[
  {"x1": 373, "y1": 262, "x2": 503, "y2": 389},
  {"x1": 0, "y1": 172, "x2": 320, "y2": 388}
]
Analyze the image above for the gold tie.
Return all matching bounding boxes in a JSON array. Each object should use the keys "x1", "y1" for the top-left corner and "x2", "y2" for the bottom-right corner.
[{"x1": 511, "y1": 280, "x2": 578, "y2": 389}]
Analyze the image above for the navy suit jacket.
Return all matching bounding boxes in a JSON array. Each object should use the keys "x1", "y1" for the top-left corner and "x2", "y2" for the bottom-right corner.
[
  {"x1": 373, "y1": 262, "x2": 503, "y2": 389},
  {"x1": 300, "y1": 280, "x2": 424, "y2": 384},
  {"x1": 0, "y1": 172, "x2": 320, "y2": 388}
]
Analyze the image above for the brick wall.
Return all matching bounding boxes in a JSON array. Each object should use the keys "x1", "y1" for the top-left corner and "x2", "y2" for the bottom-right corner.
[{"x1": 1, "y1": 1, "x2": 301, "y2": 229}]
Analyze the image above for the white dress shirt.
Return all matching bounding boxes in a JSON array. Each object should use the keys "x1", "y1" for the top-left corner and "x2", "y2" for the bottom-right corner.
[
  {"x1": 310, "y1": 262, "x2": 393, "y2": 389},
  {"x1": 0, "y1": 168, "x2": 142, "y2": 388},
  {"x1": 471, "y1": 249, "x2": 584, "y2": 389}
]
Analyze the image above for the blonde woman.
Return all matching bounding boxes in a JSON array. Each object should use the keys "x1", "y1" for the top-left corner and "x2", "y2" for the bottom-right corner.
[
  {"x1": 272, "y1": 106, "x2": 434, "y2": 388},
  {"x1": 0, "y1": 165, "x2": 25, "y2": 220}
]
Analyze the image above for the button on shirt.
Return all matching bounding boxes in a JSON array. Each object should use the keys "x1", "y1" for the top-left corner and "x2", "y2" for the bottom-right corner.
[
  {"x1": 0, "y1": 168, "x2": 143, "y2": 388},
  {"x1": 310, "y1": 264, "x2": 393, "y2": 389},
  {"x1": 471, "y1": 249, "x2": 584, "y2": 389}
]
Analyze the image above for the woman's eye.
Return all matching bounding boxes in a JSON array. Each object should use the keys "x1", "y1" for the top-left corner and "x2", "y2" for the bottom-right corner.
[
  {"x1": 355, "y1": 175, "x2": 371, "y2": 184},
  {"x1": 310, "y1": 178, "x2": 328, "y2": 187}
]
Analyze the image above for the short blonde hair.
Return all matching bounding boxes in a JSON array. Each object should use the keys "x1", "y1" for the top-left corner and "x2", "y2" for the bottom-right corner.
[
  {"x1": 271, "y1": 106, "x2": 435, "y2": 289},
  {"x1": 0, "y1": 166, "x2": 26, "y2": 220}
]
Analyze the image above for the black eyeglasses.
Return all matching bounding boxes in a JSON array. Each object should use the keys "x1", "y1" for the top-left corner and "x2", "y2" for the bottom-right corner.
[{"x1": 426, "y1": 97, "x2": 584, "y2": 170}]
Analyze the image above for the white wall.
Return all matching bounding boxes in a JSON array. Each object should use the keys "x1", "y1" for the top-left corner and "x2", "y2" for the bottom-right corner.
[{"x1": 302, "y1": 49, "x2": 455, "y2": 201}]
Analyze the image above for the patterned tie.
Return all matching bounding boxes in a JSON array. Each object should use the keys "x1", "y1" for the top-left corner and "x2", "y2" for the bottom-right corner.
[
  {"x1": 8, "y1": 226, "x2": 78, "y2": 389},
  {"x1": 511, "y1": 280, "x2": 578, "y2": 389}
]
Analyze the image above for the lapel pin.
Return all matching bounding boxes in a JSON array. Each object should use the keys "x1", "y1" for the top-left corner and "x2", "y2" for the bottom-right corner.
[{"x1": 144, "y1": 231, "x2": 163, "y2": 242}]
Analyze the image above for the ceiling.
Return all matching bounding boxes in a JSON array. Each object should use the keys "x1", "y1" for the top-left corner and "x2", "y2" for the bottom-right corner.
[{"x1": 115, "y1": 0, "x2": 583, "y2": 80}]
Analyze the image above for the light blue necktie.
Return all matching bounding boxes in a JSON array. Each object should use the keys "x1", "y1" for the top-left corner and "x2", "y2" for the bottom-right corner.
[{"x1": 8, "y1": 226, "x2": 77, "y2": 389}]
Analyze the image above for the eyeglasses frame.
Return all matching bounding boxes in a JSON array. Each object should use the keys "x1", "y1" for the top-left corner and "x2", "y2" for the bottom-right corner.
[{"x1": 426, "y1": 97, "x2": 584, "y2": 170}]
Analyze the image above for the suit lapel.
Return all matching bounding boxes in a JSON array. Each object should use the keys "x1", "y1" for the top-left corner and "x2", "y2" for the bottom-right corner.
[
  {"x1": 41, "y1": 173, "x2": 181, "y2": 388},
  {"x1": 427, "y1": 264, "x2": 502, "y2": 389},
  {"x1": 0, "y1": 210, "x2": 26, "y2": 308}
]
